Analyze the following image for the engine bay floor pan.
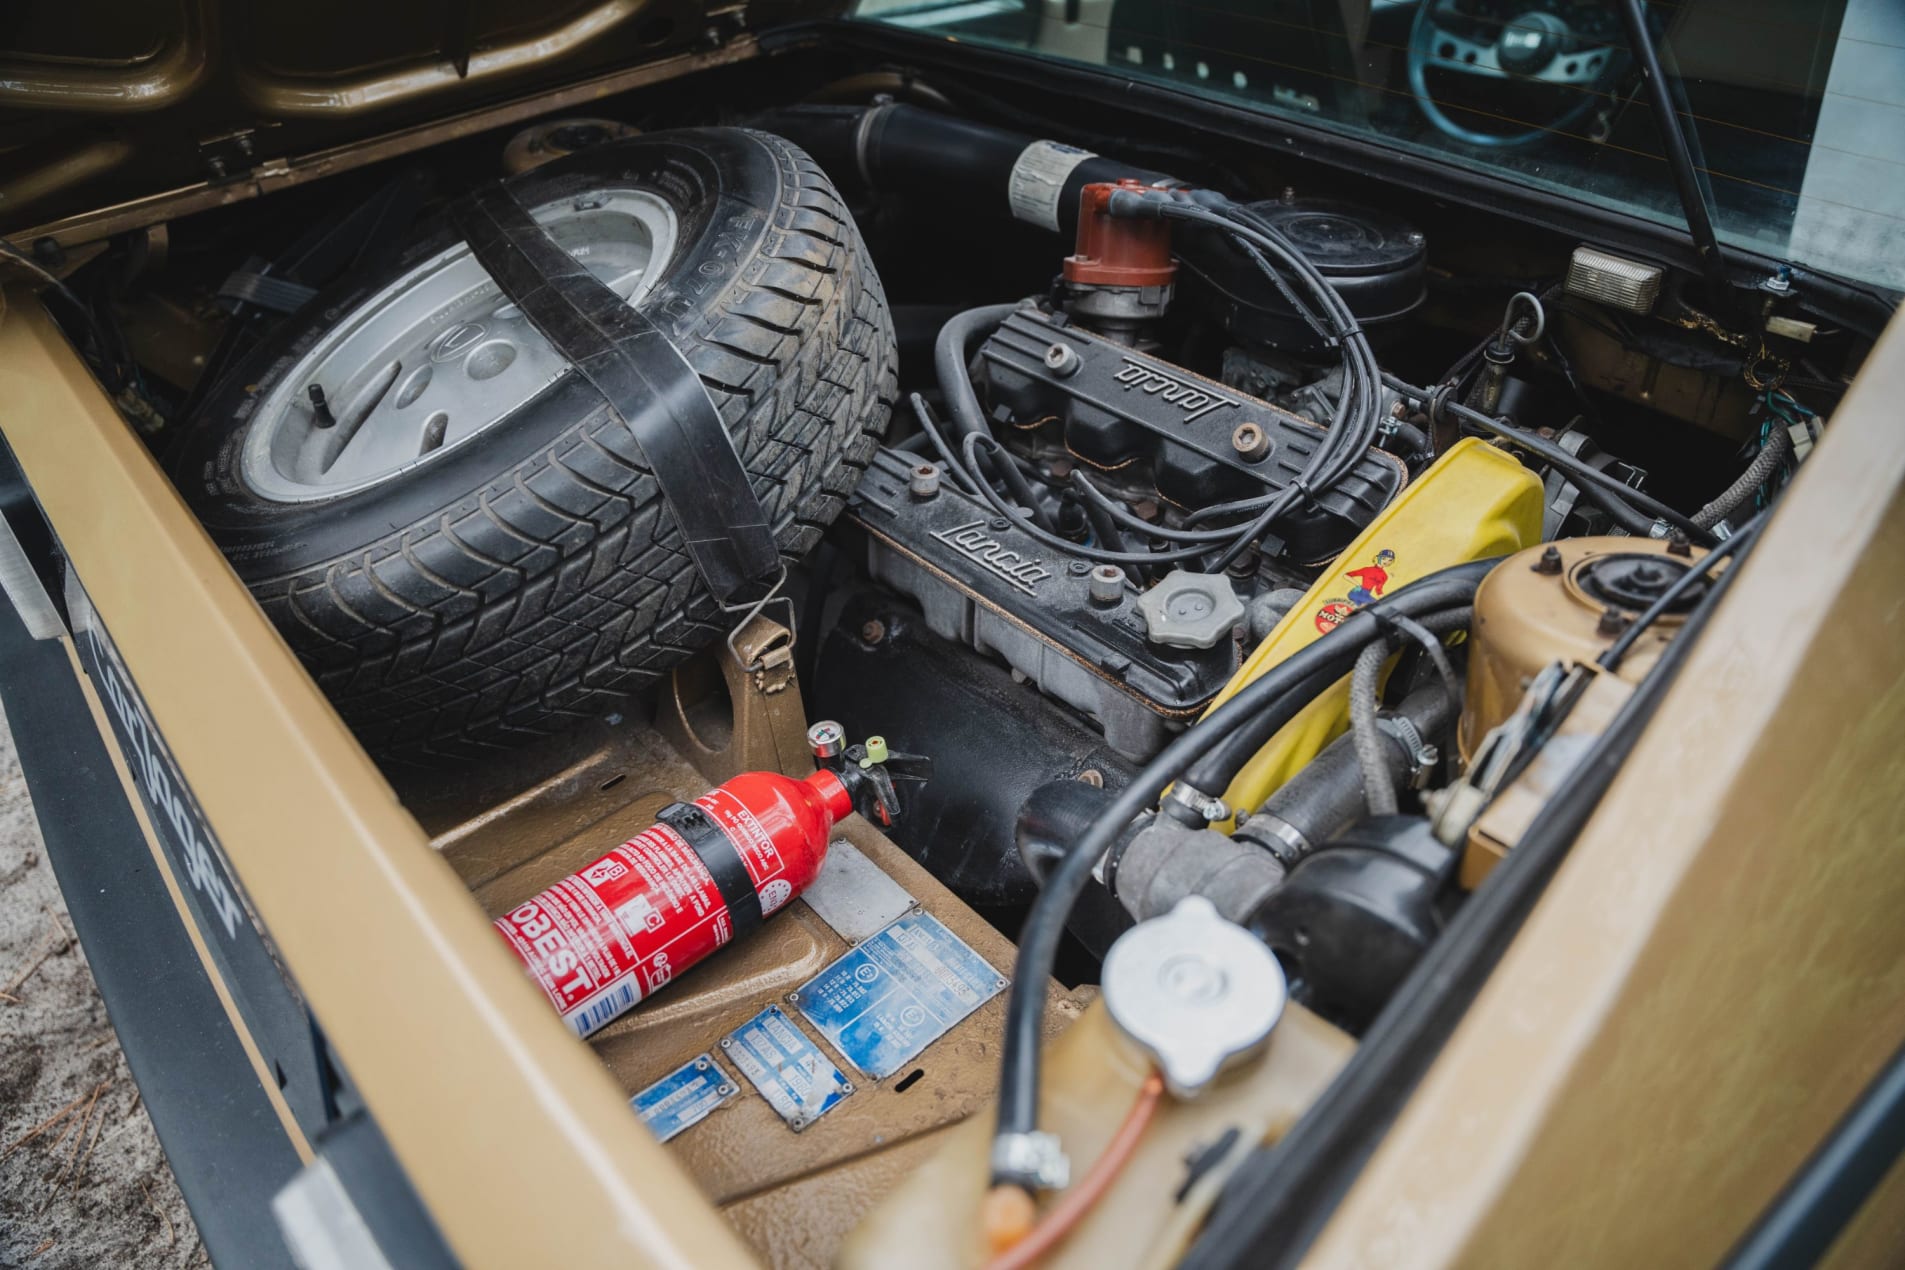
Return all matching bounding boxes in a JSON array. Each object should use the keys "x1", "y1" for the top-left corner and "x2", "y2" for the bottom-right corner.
[{"x1": 407, "y1": 706, "x2": 1081, "y2": 1257}]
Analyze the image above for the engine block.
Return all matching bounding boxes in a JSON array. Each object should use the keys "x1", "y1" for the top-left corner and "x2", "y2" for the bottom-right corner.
[{"x1": 847, "y1": 449, "x2": 1237, "y2": 759}]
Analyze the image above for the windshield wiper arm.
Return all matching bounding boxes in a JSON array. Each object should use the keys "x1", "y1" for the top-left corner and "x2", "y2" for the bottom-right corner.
[{"x1": 1615, "y1": 0, "x2": 1734, "y2": 309}]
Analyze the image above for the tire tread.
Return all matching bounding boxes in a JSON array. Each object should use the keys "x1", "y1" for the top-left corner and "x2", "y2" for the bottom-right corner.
[{"x1": 244, "y1": 135, "x2": 896, "y2": 762}]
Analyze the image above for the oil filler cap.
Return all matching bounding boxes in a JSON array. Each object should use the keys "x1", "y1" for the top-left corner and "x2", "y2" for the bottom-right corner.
[
  {"x1": 1138, "y1": 572, "x2": 1245, "y2": 650},
  {"x1": 1102, "y1": 896, "x2": 1286, "y2": 1097}
]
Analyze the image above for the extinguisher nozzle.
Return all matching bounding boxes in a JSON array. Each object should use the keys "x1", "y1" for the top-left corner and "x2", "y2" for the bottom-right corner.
[{"x1": 820, "y1": 736, "x2": 931, "y2": 826}]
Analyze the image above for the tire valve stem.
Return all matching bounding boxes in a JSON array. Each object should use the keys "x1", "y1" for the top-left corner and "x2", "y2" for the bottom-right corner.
[{"x1": 307, "y1": 384, "x2": 336, "y2": 429}]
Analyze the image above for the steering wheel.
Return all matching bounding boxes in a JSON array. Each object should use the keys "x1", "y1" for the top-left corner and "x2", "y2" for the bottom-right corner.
[{"x1": 1407, "y1": 0, "x2": 1625, "y2": 149}]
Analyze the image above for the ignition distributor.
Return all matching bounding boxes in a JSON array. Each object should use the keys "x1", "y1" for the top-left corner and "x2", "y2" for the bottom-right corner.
[
  {"x1": 1061, "y1": 179, "x2": 1178, "y2": 342},
  {"x1": 495, "y1": 723, "x2": 926, "y2": 1038}
]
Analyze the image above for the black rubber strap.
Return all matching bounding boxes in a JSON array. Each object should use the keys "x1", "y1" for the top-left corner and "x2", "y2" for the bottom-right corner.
[
  {"x1": 450, "y1": 182, "x2": 780, "y2": 606},
  {"x1": 655, "y1": 802, "x2": 764, "y2": 939}
]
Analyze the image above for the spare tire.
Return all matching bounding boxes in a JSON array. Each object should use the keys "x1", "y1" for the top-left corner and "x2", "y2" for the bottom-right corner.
[{"x1": 173, "y1": 129, "x2": 895, "y2": 761}]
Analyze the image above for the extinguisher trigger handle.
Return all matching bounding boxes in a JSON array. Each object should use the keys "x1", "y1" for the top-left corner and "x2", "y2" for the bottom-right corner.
[{"x1": 835, "y1": 744, "x2": 930, "y2": 825}]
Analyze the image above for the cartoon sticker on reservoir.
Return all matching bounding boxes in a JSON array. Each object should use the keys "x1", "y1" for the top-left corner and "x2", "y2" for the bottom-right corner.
[{"x1": 1315, "y1": 548, "x2": 1396, "y2": 633}]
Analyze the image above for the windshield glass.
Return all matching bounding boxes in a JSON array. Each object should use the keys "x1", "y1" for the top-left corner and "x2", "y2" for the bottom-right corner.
[{"x1": 849, "y1": 0, "x2": 1905, "y2": 292}]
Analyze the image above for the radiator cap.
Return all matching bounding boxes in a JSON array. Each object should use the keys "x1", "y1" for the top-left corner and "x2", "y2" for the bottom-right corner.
[{"x1": 1102, "y1": 895, "x2": 1286, "y2": 1097}]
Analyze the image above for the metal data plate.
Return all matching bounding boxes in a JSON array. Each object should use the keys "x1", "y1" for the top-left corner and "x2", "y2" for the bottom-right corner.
[
  {"x1": 630, "y1": 1053, "x2": 738, "y2": 1145},
  {"x1": 801, "y1": 838, "x2": 917, "y2": 944},
  {"x1": 721, "y1": 1007, "x2": 854, "y2": 1132},
  {"x1": 791, "y1": 912, "x2": 1007, "y2": 1081}
]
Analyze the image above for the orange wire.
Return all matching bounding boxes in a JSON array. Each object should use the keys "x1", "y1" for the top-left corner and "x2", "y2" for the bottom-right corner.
[{"x1": 983, "y1": 1071, "x2": 1168, "y2": 1270}]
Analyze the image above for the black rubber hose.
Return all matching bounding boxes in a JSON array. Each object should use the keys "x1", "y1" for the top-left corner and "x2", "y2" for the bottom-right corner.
[
  {"x1": 1015, "y1": 779, "x2": 1123, "y2": 887},
  {"x1": 906, "y1": 394, "x2": 983, "y2": 497},
  {"x1": 991, "y1": 559, "x2": 1499, "y2": 1186},
  {"x1": 934, "y1": 303, "x2": 1060, "y2": 534},
  {"x1": 1350, "y1": 607, "x2": 1471, "y2": 817},
  {"x1": 1178, "y1": 590, "x2": 1480, "y2": 799},
  {"x1": 1179, "y1": 661, "x2": 1352, "y2": 796},
  {"x1": 1382, "y1": 371, "x2": 1712, "y2": 541},
  {"x1": 754, "y1": 103, "x2": 1177, "y2": 235},
  {"x1": 933, "y1": 303, "x2": 1021, "y2": 447},
  {"x1": 1571, "y1": 473, "x2": 1667, "y2": 538},
  {"x1": 963, "y1": 433, "x2": 1237, "y2": 566},
  {"x1": 1247, "y1": 681, "x2": 1459, "y2": 857}
]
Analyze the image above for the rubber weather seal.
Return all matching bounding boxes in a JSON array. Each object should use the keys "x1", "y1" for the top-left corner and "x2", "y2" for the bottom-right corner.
[{"x1": 449, "y1": 181, "x2": 780, "y2": 606}]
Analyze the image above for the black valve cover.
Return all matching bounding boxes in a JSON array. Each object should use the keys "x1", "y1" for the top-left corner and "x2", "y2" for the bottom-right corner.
[{"x1": 974, "y1": 307, "x2": 1404, "y2": 563}]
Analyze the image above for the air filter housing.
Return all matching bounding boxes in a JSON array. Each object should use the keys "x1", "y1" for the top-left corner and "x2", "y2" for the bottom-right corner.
[{"x1": 1182, "y1": 198, "x2": 1427, "y2": 354}]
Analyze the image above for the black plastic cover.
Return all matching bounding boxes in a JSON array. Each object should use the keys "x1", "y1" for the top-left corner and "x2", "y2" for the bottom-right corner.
[{"x1": 1250, "y1": 815, "x2": 1455, "y2": 1033}]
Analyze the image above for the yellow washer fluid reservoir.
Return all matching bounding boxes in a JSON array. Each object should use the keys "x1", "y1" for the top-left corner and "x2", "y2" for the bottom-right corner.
[{"x1": 1209, "y1": 438, "x2": 1543, "y2": 818}]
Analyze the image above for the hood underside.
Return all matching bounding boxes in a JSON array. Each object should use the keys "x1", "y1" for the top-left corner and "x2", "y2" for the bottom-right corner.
[{"x1": 0, "y1": 0, "x2": 831, "y2": 236}]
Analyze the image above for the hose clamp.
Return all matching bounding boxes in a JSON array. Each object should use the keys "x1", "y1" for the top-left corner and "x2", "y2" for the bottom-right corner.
[
  {"x1": 852, "y1": 101, "x2": 896, "y2": 191},
  {"x1": 991, "y1": 1131, "x2": 1071, "y2": 1192},
  {"x1": 1376, "y1": 714, "x2": 1441, "y2": 790},
  {"x1": 1237, "y1": 811, "x2": 1310, "y2": 867},
  {"x1": 1160, "y1": 782, "x2": 1229, "y2": 826}
]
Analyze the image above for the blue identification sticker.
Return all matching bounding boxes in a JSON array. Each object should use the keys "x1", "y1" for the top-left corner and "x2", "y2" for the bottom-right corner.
[
  {"x1": 721, "y1": 1007, "x2": 853, "y2": 1131},
  {"x1": 792, "y1": 911, "x2": 1007, "y2": 1080},
  {"x1": 631, "y1": 1053, "x2": 738, "y2": 1145}
]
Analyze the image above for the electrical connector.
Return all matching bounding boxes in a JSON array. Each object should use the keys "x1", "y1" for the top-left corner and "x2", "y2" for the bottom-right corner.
[{"x1": 1788, "y1": 420, "x2": 1816, "y2": 462}]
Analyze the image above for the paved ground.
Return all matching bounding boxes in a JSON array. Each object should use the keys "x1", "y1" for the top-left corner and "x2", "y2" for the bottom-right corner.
[{"x1": 0, "y1": 701, "x2": 204, "y2": 1268}]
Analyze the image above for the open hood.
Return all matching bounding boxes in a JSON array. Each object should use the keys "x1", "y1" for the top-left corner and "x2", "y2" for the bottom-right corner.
[{"x1": 0, "y1": 0, "x2": 835, "y2": 240}]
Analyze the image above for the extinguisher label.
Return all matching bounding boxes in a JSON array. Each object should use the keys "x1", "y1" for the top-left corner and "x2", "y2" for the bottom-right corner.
[
  {"x1": 693, "y1": 787, "x2": 792, "y2": 911},
  {"x1": 495, "y1": 821, "x2": 736, "y2": 1038}
]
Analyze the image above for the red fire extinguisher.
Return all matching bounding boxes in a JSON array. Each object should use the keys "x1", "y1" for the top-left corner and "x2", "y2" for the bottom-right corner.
[{"x1": 495, "y1": 723, "x2": 926, "y2": 1038}]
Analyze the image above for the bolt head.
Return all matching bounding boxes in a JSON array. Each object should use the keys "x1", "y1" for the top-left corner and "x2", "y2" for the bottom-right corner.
[
  {"x1": 1088, "y1": 563, "x2": 1125, "y2": 606},
  {"x1": 1533, "y1": 545, "x2": 1564, "y2": 575},
  {"x1": 860, "y1": 619, "x2": 886, "y2": 645},
  {"x1": 1230, "y1": 422, "x2": 1270, "y2": 461}
]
